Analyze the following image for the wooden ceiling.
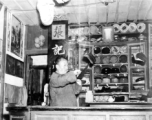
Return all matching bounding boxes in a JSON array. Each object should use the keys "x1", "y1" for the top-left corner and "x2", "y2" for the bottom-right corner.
[{"x1": 0, "y1": 0, "x2": 152, "y2": 26}]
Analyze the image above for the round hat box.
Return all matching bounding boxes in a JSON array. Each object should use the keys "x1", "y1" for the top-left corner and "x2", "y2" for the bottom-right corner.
[{"x1": 119, "y1": 55, "x2": 127, "y2": 63}]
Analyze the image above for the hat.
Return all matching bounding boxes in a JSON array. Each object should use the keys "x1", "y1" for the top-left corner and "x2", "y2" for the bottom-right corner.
[
  {"x1": 94, "y1": 66, "x2": 101, "y2": 74},
  {"x1": 136, "y1": 52, "x2": 147, "y2": 63},
  {"x1": 82, "y1": 53, "x2": 96, "y2": 67},
  {"x1": 37, "y1": 0, "x2": 55, "y2": 26}
]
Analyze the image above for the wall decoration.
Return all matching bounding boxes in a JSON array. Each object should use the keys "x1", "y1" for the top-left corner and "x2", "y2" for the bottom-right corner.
[
  {"x1": 6, "y1": 54, "x2": 15, "y2": 76},
  {"x1": 34, "y1": 34, "x2": 45, "y2": 48},
  {"x1": 51, "y1": 21, "x2": 68, "y2": 40},
  {"x1": 6, "y1": 11, "x2": 11, "y2": 52},
  {"x1": 20, "y1": 23, "x2": 24, "y2": 59},
  {"x1": 6, "y1": 54, "x2": 24, "y2": 78},
  {"x1": 0, "y1": 39, "x2": 2, "y2": 78},
  {"x1": 10, "y1": 15, "x2": 23, "y2": 58}
]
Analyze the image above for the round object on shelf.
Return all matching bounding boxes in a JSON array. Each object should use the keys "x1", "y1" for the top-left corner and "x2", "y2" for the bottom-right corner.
[
  {"x1": 113, "y1": 24, "x2": 120, "y2": 33},
  {"x1": 98, "y1": 26, "x2": 102, "y2": 34},
  {"x1": 90, "y1": 25, "x2": 98, "y2": 34},
  {"x1": 119, "y1": 77, "x2": 128, "y2": 83},
  {"x1": 137, "y1": 23, "x2": 146, "y2": 33},
  {"x1": 83, "y1": 27, "x2": 90, "y2": 35},
  {"x1": 111, "y1": 46, "x2": 120, "y2": 54},
  {"x1": 110, "y1": 55, "x2": 118, "y2": 63},
  {"x1": 101, "y1": 56, "x2": 110, "y2": 64},
  {"x1": 101, "y1": 46, "x2": 111, "y2": 54},
  {"x1": 111, "y1": 67, "x2": 120, "y2": 73},
  {"x1": 128, "y1": 22, "x2": 137, "y2": 33},
  {"x1": 119, "y1": 46, "x2": 127, "y2": 54},
  {"x1": 114, "y1": 35, "x2": 121, "y2": 41},
  {"x1": 94, "y1": 66, "x2": 101, "y2": 74},
  {"x1": 132, "y1": 68, "x2": 144, "y2": 73},
  {"x1": 111, "y1": 77, "x2": 119, "y2": 83},
  {"x1": 121, "y1": 36, "x2": 128, "y2": 41},
  {"x1": 102, "y1": 78, "x2": 110, "y2": 84},
  {"x1": 94, "y1": 47, "x2": 100, "y2": 54},
  {"x1": 90, "y1": 38, "x2": 97, "y2": 42},
  {"x1": 95, "y1": 56, "x2": 101, "y2": 64},
  {"x1": 119, "y1": 55, "x2": 127, "y2": 63},
  {"x1": 120, "y1": 65, "x2": 127, "y2": 73},
  {"x1": 138, "y1": 34, "x2": 146, "y2": 41},
  {"x1": 102, "y1": 67, "x2": 111, "y2": 74},
  {"x1": 95, "y1": 77, "x2": 102, "y2": 84},
  {"x1": 120, "y1": 23, "x2": 129, "y2": 33}
]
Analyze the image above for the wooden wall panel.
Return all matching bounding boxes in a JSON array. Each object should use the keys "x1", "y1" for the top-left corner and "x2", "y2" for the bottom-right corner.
[
  {"x1": 73, "y1": 115, "x2": 106, "y2": 120},
  {"x1": 5, "y1": 83, "x2": 27, "y2": 105},
  {"x1": 110, "y1": 115, "x2": 146, "y2": 120}
]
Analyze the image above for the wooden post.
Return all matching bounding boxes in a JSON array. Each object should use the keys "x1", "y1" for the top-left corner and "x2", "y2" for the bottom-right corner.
[{"x1": 0, "y1": 7, "x2": 7, "y2": 120}]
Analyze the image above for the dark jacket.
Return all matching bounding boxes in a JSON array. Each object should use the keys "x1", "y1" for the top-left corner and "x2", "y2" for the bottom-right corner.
[{"x1": 49, "y1": 71, "x2": 82, "y2": 106}]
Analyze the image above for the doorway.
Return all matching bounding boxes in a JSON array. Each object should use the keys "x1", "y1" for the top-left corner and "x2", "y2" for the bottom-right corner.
[{"x1": 26, "y1": 55, "x2": 48, "y2": 105}]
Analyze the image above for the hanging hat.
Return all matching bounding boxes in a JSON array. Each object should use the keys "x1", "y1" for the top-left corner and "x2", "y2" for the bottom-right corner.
[
  {"x1": 82, "y1": 53, "x2": 96, "y2": 67},
  {"x1": 37, "y1": 0, "x2": 55, "y2": 26},
  {"x1": 136, "y1": 52, "x2": 147, "y2": 63}
]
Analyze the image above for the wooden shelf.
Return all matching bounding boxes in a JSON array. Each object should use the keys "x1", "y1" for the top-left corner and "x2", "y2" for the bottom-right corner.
[{"x1": 94, "y1": 92, "x2": 129, "y2": 95}]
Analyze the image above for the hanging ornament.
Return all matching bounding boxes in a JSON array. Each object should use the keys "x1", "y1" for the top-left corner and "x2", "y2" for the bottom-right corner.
[
  {"x1": 37, "y1": 0, "x2": 55, "y2": 26},
  {"x1": 55, "y1": 0, "x2": 70, "y2": 4}
]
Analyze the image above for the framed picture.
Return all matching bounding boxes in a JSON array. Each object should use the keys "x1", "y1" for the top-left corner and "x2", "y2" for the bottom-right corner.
[
  {"x1": 51, "y1": 21, "x2": 68, "y2": 40},
  {"x1": 10, "y1": 15, "x2": 23, "y2": 58},
  {"x1": 6, "y1": 11, "x2": 11, "y2": 52},
  {"x1": 0, "y1": 39, "x2": 2, "y2": 78},
  {"x1": 6, "y1": 54, "x2": 24, "y2": 78}
]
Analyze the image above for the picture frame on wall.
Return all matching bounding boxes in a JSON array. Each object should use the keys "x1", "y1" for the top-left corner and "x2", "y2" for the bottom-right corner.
[
  {"x1": 10, "y1": 15, "x2": 24, "y2": 59},
  {"x1": 6, "y1": 11, "x2": 11, "y2": 52},
  {"x1": 6, "y1": 54, "x2": 24, "y2": 78},
  {"x1": 51, "y1": 21, "x2": 68, "y2": 40},
  {"x1": 0, "y1": 39, "x2": 2, "y2": 78}
]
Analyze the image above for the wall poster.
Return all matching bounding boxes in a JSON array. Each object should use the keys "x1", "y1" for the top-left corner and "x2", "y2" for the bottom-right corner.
[{"x1": 10, "y1": 15, "x2": 24, "y2": 59}]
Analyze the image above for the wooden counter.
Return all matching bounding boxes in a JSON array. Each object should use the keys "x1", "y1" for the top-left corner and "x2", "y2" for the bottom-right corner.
[{"x1": 7, "y1": 102, "x2": 152, "y2": 120}]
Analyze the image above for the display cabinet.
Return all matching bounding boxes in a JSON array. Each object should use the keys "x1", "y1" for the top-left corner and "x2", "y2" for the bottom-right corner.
[
  {"x1": 128, "y1": 42, "x2": 148, "y2": 93},
  {"x1": 78, "y1": 44, "x2": 93, "y2": 93}
]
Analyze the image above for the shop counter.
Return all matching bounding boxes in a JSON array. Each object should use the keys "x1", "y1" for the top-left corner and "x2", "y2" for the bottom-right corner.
[{"x1": 7, "y1": 102, "x2": 152, "y2": 120}]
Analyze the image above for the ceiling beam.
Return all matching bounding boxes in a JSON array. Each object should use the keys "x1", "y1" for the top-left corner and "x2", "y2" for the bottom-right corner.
[
  {"x1": 13, "y1": 0, "x2": 35, "y2": 24},
  {"x1": 27, "y1": 0, "x2": 36, "y2": 9},
  {"x1": 114, "y1": 0, "x2": 120, "y2": 23},
  {"x1": 144, "y1": 1, "x2": 152, "y2": 20},
  {"x1": 106, "y1": 4, "x2": 109, "y2": 24},
  {"x1": 125, "y1": 0, "x2": 132, "y2": 22},
  {"x1": 134, "y1": 0, "x2": 143, "y2": 22}
]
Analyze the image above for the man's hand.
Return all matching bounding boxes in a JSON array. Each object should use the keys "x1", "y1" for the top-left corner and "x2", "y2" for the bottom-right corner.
[
  {"x1": 76, "y1": 79, "x2": 82, "y2": 86},
  {"x1": 73, "y1": 69, "x2": 81, "y2": 77}
]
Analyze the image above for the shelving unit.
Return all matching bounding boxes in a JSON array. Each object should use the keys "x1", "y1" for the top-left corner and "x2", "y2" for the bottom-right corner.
[{"x1": 69, "y1": 22, "x2": 150, "y2": 103}]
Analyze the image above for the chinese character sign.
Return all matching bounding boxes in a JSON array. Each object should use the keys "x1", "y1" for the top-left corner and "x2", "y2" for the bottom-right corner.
[
  {"x1": 52, "y1": 44, "x2": 65, "y2": 55},
  {"x1": 52, "y1": 24, "x2": 66, "y2": 40}
]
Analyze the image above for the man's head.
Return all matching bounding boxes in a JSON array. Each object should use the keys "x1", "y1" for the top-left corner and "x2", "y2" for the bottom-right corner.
[{"x1": 55, "y1": 56, "x2": 68, "y2": 74}]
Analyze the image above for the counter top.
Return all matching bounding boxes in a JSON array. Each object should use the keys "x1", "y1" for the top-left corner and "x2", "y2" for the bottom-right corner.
[{"x1": 6, "y1": 102, "x2": 152, "y2": 112}]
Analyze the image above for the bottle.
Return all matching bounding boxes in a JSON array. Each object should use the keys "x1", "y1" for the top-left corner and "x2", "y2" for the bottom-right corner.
[{"x1": 85, "y1": 90, "x2": 93, "y2": 103}]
